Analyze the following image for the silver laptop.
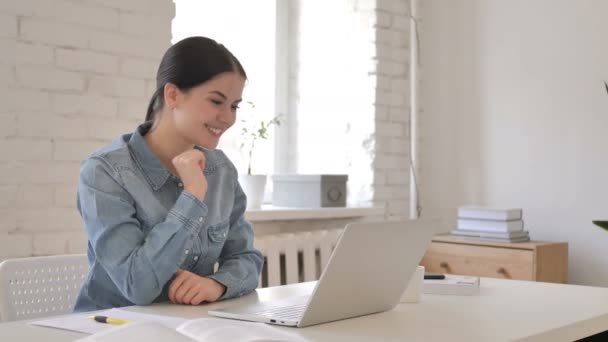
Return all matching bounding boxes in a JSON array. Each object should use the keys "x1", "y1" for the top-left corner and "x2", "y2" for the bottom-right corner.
[{"x1": 208, "y1": 220, "x2": 434, "y2": 327}]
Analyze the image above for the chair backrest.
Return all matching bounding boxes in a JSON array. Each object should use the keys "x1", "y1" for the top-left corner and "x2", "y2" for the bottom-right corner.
[{"x1": 0, "y1": 254, "x2": 89, "y2": 322}]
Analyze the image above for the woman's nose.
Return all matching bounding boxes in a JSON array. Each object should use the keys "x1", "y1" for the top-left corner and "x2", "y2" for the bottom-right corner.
[{"x1": 218, "y1": 106, "x2": 235, "y2": 124}]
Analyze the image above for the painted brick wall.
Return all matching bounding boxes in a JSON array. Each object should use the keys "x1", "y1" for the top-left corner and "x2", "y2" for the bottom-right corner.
[{"x1": 0, "y1": 0, "x2": 173, "y2": 260}]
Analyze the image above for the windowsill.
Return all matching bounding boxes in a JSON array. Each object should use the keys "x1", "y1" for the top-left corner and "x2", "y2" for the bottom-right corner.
[{"x1": 245, "y1": 205, "x2": 385, "y2": 222}]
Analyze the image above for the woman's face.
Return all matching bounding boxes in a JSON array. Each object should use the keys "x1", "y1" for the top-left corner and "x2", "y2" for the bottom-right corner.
[{"x1": 170, "y1": 72, "x2": 245, "y2": 149}]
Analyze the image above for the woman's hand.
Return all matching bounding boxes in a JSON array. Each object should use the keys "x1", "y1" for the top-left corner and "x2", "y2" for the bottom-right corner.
[
  {"x1": 168, "y1": 269, "x2": 226, "y2": 305},
  {"x1": 172, "y1": 149, "x2": 207, "y2": 200}
]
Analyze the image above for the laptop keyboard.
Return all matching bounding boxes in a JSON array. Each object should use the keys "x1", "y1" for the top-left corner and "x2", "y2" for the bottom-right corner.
[
  {"x1": 242, "y1": 295, "x2": 310, "y2": 320},
  {"x1": 252, "y1": 302, "x2": 308, "y2": 320}
]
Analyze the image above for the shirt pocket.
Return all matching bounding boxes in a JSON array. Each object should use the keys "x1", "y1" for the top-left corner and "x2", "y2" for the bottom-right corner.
[{"x1": 207, "y1": 220, "x2": 229, "y2": 243}]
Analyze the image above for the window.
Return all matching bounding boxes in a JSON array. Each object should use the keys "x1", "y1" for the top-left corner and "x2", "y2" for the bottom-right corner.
[
  {"x1": 172, "y1": 0, "x2": 279, "y2": 176},
  {"x1": 173, "y1": 1, "x2": 376, "y2": 206}
]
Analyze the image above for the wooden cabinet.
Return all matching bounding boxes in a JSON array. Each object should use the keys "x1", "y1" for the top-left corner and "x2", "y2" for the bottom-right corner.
[{"x1": 420, "y1": 235, "x2": 568, "y2": 283}]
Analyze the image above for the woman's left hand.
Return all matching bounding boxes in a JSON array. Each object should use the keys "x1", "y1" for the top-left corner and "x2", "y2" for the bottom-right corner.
[{"x1": 168, "y1": 269, "x2": 226, "y2": 305}]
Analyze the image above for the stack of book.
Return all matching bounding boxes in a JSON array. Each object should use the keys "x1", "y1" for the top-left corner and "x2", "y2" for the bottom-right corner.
[{"x1": 450, "y1": 206, "x2": 530, "y2": 242}]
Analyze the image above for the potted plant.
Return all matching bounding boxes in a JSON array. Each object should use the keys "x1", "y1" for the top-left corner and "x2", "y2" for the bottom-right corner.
[
  {"x1": 237, "y1": 101, "x2": 282, "y2": 209},
  {"x1": 592, "y1": 82, "x2": 608, "y2": 230}
]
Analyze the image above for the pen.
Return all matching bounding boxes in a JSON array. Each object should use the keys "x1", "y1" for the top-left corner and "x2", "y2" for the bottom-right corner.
[{"x1": 88, "y1": 315, "x2": 130, "y2": 325}]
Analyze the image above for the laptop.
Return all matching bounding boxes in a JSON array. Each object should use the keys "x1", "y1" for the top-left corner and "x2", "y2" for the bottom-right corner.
[{"x1": 208, "y1": 220, "x2": 434, "y2": 327}]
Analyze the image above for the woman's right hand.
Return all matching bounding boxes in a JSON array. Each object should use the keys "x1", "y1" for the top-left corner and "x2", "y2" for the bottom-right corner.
[{"x1": 172, "y1": 149, "x2": 208, "y2": 200}]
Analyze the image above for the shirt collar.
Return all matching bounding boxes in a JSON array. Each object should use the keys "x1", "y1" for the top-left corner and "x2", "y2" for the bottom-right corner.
[
  {"x1": 128, "y1": 122, "x2": 173, "y2": 191},
  {"x1": 127, "y1": 122, "x2": 222, "y2": 191}
]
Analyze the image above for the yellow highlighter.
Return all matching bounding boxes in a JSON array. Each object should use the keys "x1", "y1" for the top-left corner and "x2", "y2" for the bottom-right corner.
[{"x1": 89, "y1": 315, "x2": 130, "y2": 325}]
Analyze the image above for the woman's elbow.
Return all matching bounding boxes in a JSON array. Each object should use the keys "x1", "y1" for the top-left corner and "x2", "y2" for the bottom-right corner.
[
  {"x1": 122, "y1": 286, "x2": 160, "y2": 306},
  {"x1": 121, "y1": 274, "x2": 164, "y2": 305},
  {"x1": 253, "y1": 250, "x2": 264, "y2": 274}
]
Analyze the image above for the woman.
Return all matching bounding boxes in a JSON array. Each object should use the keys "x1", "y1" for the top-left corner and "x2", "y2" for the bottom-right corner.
[{"x1": 73, "y1": 36, "x2": 263, "y2": 311}]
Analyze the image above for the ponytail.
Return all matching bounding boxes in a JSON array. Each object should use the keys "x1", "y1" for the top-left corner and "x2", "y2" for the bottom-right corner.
[{"x1": 145, "y1": 88, "x2": 162, "y2": 122}]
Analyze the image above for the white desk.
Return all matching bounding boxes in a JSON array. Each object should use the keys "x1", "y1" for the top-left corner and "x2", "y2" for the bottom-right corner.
[{"x1": 1, "y1": 278, "x2": 608, "y2": 341}]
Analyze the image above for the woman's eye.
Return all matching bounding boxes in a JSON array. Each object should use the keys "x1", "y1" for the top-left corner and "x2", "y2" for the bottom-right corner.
[
  {"x1": 231, "y1": 105, "x2": 240, "y2": 111},
  {"x1": 210, "y1": 99, "x2": 223, "y2": 105}
]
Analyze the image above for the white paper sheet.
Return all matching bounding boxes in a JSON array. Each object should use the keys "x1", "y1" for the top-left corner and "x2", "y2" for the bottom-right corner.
[{"x1": 29, "y1": 308, "x2": 188, "y2": 334}]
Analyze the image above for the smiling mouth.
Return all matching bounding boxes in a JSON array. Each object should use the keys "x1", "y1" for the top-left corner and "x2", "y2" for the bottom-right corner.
[{"x1": 205, "y1": 124, "x2": 224, "y2": 137}]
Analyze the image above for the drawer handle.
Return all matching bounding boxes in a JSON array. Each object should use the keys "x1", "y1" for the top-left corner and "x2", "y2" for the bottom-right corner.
[
  {"x1": 497, "y1": 267, "x2": 508, "y2": 276},
  {"x1": 439, "y1": 262, "x2": 450, "y2": 269}
]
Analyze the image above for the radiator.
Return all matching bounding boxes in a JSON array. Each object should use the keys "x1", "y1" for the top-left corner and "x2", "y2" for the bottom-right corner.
[{"x1": 254, "y1": 229, "x2": 343, "y2": 288}]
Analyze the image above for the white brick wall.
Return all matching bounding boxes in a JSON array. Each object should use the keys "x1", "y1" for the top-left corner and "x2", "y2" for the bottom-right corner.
[
  {"x1": 56, "y1": 49, "x2": 120, "y2": 74},
  {"x1": 16, "y1": 66, "x2": 86, "y2": 91},
  {"x1": 30, "y1": 1, "x2": 120, "y2": 30},
  {"x1": 20, "y1": 18, "x2": 90, "y2": 48},
  {"x1": 54, "y1": 184, "x2": 78, "y2": 208},
  {"x1": 88, "y1": 76, "x2": 147, "y2": 97},
  {"x1": 0, "y1": 0, "x2": 174, "y2": 260},
  {"x1": 15, "y1": 42, "x2": 55, "y2": 66},
  {"x1": 0, "y1": 234, "x2": 31, "y2": 259},
  {"x1": 52, "y1": 93, "x2": 118, "y2": 117},
  {"x1": 6, "y1": 89, "x2": 51, "y2": 111},
  {"x1": 0, "y1": 14, "x2": 18, "y2": 38},
  {"x1": 120, "y1": 57, "x2": 159, "y2": 79},
  {"x1": 0, "y1": 185, "x2": 17, "y2": 208},
  {"x1": 118, "y1": 98, "x2": 149, "y2": 120},
  {"x1": 373, "y1": 0, "x2": 411, "y2": 219},
  {"x1": 0, "y1": 114, "x2": 17, "y2": 138},
  {"x1": 53, "y1": 141, "x2": 106, "y2": 161},
  {"x1": 17, "y1": 184, "x2": 54, "y2": 209},
  {"x1": 0, "y1": 139, "x2": 52, "y2": 161},
  {"x1": 17, "y1": 114, "x2": 89, "y2": 139}
]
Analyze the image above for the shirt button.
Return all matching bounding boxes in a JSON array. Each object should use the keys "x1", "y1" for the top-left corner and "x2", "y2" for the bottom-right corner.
[
  {"x1": 178, "y1": 182, "x2": 183, "y2": 188},
  {"x1": 198, "y1": 217, "x2": 203, "y2": 222},
  {"x1": 194, "y1": 256, "x2": 199, "y2": 261},
  {"x1": 185, "y1": 249, "x2": 189, "y2": 255}
]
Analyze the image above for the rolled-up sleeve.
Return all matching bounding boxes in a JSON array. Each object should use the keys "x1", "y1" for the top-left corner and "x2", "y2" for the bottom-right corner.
[
  {"x1": 78, "y1": 157, "x2": 208, "y2": 305},
  {"x1": 208, "y1": 174, "x2": 263, "y2": 299}
]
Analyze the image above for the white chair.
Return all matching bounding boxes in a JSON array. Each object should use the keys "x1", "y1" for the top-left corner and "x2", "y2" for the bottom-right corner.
[{"x1": 0, "y1": 254, "x2": 89, "y2": 322}]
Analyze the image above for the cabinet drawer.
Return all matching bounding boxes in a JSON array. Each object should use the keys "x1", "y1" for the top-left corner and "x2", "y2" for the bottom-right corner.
[{"x1": 421, "y1": 242, "x2": 534, "y2": 281}]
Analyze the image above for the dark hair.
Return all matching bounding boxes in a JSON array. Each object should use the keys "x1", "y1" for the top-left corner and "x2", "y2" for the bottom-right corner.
[{"x1": 145, "y1": 36, "x2": 247, "y2": 122}]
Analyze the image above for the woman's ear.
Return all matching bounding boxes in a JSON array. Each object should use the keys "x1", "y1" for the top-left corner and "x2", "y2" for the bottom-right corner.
[{"x1": 163, "y1": 83, "x2": 180, "y2": 110}]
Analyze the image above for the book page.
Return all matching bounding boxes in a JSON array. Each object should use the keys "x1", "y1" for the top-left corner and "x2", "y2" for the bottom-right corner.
[
  {"x1": 74, "y1": 321, "x2": 196, "y2": 342},
  {"x1": 177, "y1": 318, "x2": 308, "y2": 342}
]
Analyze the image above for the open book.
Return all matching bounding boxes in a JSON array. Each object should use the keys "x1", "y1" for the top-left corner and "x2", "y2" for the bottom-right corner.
[
  {"x1": 32, "y1": 308, "x2": 305, "y2": 341},
  {"x1": 75, "y1": 317, "x2": 307, "y2": 342}
]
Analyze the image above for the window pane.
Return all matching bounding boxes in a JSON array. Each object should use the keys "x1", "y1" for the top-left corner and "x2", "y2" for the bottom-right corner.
[
  {"x1": 293, "y1": 1, "x2": 375, "y2": 174},
  {"x1": 172, "y1": 0, "x2": 277, "y2": 175}
]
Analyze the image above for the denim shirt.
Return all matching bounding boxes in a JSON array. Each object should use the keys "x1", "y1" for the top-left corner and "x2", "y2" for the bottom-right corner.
[{"x1": 73, "y1": 122, "x2": 263, "y2": 312}]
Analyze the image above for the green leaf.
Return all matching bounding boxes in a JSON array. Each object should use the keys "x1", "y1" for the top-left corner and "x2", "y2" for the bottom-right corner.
[
  {"x1": 238, "y1": 112, "x2": 284, "y2": 172},
  {"x1": 258, "y1": 121, "x2": 268, "y2": 139},
  {"x1": 593, "y1": 220, "x2": 608, "y2": 231}
]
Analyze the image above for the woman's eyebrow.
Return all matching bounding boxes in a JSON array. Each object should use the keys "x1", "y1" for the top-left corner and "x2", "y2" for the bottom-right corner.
[
  {"x1": 209, "y1": 91, "x2": 227, "y2": 99},
  {"x1": 209, "y1": 90, "x2": 241, "y2": 103}
]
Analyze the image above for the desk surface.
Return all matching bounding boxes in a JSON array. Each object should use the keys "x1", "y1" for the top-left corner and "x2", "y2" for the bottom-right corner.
[{"x1": 1, "y1": 278, "x2": 608, "y2": 341}]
